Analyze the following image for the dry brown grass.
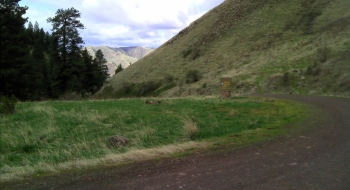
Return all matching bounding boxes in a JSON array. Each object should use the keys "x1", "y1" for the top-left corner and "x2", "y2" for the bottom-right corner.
[
  {"x1": 0, "y1": 141, "x2": 209, "y2": 182},
  {"x1": 182, "y1": 118, "x2": 200, "y2": 140}
]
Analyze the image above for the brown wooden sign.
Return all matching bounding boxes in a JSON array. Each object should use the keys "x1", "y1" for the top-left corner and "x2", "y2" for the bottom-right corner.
[
  {"x1": 220, "y1": 78, "x2": 232, "y2": 90},
  {"x1": 220, "y1": 78, "x2": 232, "y2": 98}
]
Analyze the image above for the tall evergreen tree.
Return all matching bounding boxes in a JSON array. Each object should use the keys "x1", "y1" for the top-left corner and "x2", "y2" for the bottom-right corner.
[
  {"x1": 115, "y1": 64, "x2": 124, "y2": 75},
  {"x1": 49, "y1": 36, "x2": 63, "y2": 98},
  {"x1": 44, "y1": 31, "x2": 50, "y2": 49},
  {"x1": 94, "y1": 49, "x2": 109, "y2": 89},
  {"x1": 65, "y1": 40, "x2": 85, "y2": 93},
  {"x1": 30, "y1": 32, "x2": 47, "y2": 99},
  {"x1": 38, "y1": 28, "x2": 45, "y2": 45},
  {"x1": 33, "y1": 20, "x2": 39, "y2": 39},
  {"x1": 0, "y1": 0, "x2": 34, "y2": 100},
  {"x1": 81, "y1": 48, "x2": 95, "y2": 94},
  {"x1": 47, "y1": 7, "x2": 85, "y2": 95},
  {"x1": 27, "y1": 20, "x2": 33, "y2": 32},
  {"x1": 26, "y1": 20, "x2": 34, "y2": 44}
]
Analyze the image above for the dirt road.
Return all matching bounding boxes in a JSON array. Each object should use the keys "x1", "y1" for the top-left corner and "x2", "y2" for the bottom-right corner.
[{"x1": 2, "y1": 95, "x2": 350, "y2": 189}]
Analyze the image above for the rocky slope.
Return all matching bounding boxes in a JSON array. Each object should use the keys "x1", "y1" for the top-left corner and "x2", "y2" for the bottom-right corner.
[{"x1": 84, "y1": 46, "x2": 154, "y2": 75}]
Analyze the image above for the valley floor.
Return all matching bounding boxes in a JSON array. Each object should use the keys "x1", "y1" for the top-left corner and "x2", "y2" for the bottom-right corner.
[{"x1": 2, "y1": 95, "x2": 350, "y2": 190}]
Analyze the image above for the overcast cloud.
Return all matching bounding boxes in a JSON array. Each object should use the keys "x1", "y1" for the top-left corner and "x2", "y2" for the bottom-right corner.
[{"x1": 19, "y1": 0, "x2": 224, "y2": 48}]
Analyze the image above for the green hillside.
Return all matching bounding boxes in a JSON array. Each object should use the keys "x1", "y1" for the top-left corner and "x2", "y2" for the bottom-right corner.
[{"x1": 98, "y1": 0, "x2": 350, "y2": 98}]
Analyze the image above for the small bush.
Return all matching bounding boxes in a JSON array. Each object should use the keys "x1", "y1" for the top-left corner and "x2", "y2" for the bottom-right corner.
[
  {"x1": 183, "y1": 49, "x2": 193, "y2": 58},
  {"x1": 0, "y1": 95, "x2": 18, "y2": 115},
  {"x1": 154, "y1": 82, "x2": 177, "y2": 95},
  {"x1": 121, "y1": 82, "x2": 133, "y2": 94},
  {"x1": 298, "y1": 0, "x2": 322, "y2": 34},
  {"x1": 185, "y1": 70, "x2": 202, "y2": 84},
  {"x1": 315, "y1": 46, "x2": 332, "y2": 63},
  {"x1": 284, "y1": 20, "x2": 297, "y2": 31},
  {"x1": 113, "y1": 82, "x2": 134, "y2": 98},
  {"x1": 163, "y1": 74, "x2": 174, "y2": 84},
  {"x1": 305, "y1": 66, "x2": 313, "y2": 75},
  {"x1": 59, "y1": 92, "x2": 83, "y2": 101},
  {"x1": 22, "y1": 144, "x2": 37, "y2": 153},
  {"x1": 114, "y1": 81, "x2": 163, "y2": 97},
  {"x1": 137, "y1": 81, "x2": 161, "y2": 96},
  {"x1": 305, "y1": 62, "x2": 322, "y2": 76},
  {"x1": 282, "y1": 72, "x2": 290, "y2": 86},
  {"x1": 183, "y1": 118, "x2": 200, "y2": 140},
  {"x1": 192, "y1": 49, "x2": 201, "y2": 60}
]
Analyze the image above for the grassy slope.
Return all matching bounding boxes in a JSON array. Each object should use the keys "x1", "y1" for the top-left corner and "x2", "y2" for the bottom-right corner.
[{"x1": 100, "y1": 0, "x2": 350, "y2": 98}]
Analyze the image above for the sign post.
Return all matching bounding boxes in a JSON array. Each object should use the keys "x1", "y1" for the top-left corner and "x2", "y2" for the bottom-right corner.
[{"x1": 220, "y1": 78, "x2": 232, "y2": 98}]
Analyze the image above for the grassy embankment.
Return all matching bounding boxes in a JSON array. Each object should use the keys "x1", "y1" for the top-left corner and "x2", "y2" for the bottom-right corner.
[{"x1": 0, "y1": 97, "x2": 310, "y2": 181}]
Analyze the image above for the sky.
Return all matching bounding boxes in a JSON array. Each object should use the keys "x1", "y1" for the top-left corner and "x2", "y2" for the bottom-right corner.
[{"x1": 19, "y1": 0, "x2": 224, "y2": 48}]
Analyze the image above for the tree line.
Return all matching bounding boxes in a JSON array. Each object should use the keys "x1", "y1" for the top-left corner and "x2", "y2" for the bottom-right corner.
[{"x1": 0, "y1": 0, "x2": 109, "y2": 101}]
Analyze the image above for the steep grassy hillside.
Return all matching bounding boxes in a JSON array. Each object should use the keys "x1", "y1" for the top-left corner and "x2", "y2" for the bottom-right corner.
[{"x1": 99, "y1": 0, "x2": 350, "y2": 98}]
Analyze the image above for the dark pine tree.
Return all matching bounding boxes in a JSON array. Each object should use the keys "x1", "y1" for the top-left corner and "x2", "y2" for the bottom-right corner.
[
  {"x1": 0, "y1": 0, "x2": 37, "y2": 100},
  {"x1": 94, "y1": 49, "x2": 109, "y2": 90},
  {"x1": 26, "y1": 21, "x2": 34, "y2": 44},
  {"x1": 115, "y1": 64, "x2": 124, "y2": 75},
  {"x1": 49, "y1": 36, "x2": 63, "y2": 98},
  {"x1": 65, "y1": 39, "x2": 85, "y2": 93},
  {"x1": 47, "y1": 7, "x2": 85, "y2": 96},
  {"x1": 81, "y1": 48, "x2": 95, "y2": 95},
  {"x1": 33, "y1": 21, "x2": 40, "y2": 40}
]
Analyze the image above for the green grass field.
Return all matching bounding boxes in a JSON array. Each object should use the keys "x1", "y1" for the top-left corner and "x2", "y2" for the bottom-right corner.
[{"x1": 0, "y1": 97, "x2": 310, "y2": 181}]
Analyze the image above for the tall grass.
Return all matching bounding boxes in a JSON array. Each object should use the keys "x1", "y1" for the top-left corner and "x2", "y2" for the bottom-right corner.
[{"x1": 0, "y1": 97, "x2": 308, "y2": 181}]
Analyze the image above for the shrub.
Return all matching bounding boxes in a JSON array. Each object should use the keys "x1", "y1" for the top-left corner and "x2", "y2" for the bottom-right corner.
[
  {"x1": 183, "y1": 49, "x2": 193, "y2": 58},
  {"x1": 315, "y1": 46, "x2": 332, "y2": 63},
  {"x1": 154, "y1": 82, "x2": 176, "y2": 95},
  {"x1": 185, "y1": 70, "x2": 202, "y2": 84},
  {"x1": 183, "y1": 49, "x2": 200, "y2": 60},
  {"x1": 282, "y1": 72, "x2": 290, "y2": 86},
  {"x1": 305, "y1": 62, "x2": 322, "y2": 76},
  {"x1": 182, "y1": 118, "x2": 200, "y2": 140},
  {"x1": 0, "y1": 95, "x2": 18, "y2": 115},
  {"x1": 298, "y1": 0, "x2": 322, "y2": 34},
  {"x1": 137, "y1": 81, "x2": 161, "y2": 96},
  {"x1": 96, "y1": 85, "x2": 114, "y2": 99},
  {"x1": 163, "y1": 74, "x2": 174, "y2": 84},
  {"x1": 305, "y1": 66, "x2": 313, "y2": 75},
  {"x1": 59, "y1": 92, "x2": 83, "y2": 101},
  {"x1": 192, "y1": 49, "x2": 201, "y2": 60},
  {"x1": 121, "y1": 82, "x2": 133, "y2": 94}
]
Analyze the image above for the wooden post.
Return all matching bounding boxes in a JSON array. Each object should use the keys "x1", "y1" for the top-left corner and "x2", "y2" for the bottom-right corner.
[
  {"x1": 221, "y1": 90, "x2": 231, "y2": 98},
  {"x1": 220, "y1": 78, "x2": 232, "y2": 98}
]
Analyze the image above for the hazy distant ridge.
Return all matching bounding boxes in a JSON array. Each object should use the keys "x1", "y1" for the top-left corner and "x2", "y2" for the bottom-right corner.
[{"x1": 84, "y1": 46, "x2": 154, "y2": 75}]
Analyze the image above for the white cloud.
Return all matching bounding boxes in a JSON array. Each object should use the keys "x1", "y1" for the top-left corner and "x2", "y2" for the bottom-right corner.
[{"x1": 19, "y1": 0, "x2": 224, "y2": 47}]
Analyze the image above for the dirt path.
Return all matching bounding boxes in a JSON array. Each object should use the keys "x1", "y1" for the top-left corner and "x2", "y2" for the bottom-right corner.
[{"x1": 2, "y1": 95, "x2": 350, "y2": 190}]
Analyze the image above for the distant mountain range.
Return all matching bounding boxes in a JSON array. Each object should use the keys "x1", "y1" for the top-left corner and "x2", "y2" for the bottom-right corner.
[{"x1": 84, "y1": 46, "x2": 154, "y2": 75}]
